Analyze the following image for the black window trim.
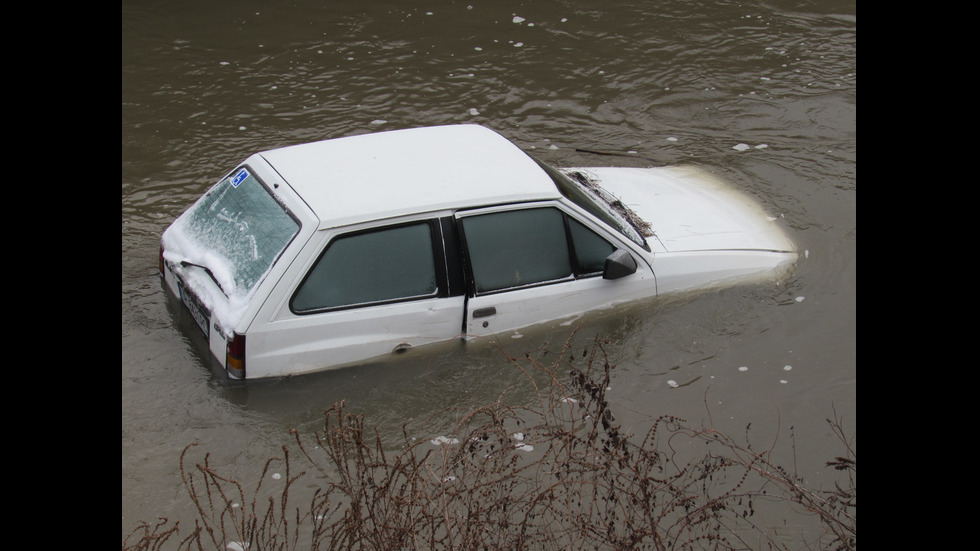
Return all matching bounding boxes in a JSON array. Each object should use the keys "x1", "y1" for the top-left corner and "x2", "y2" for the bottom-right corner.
[{"x1": 438, "y1": 216, "x2": 467, "y2": 298}]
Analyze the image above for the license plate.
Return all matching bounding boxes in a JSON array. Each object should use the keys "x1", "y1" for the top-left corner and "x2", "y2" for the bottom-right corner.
[{"x1": 177, "y1": 280, "x2": 210, "y2": 338}]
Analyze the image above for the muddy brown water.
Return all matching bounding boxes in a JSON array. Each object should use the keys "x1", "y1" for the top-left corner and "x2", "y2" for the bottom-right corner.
[{"x1": 122, "y1": 0, "x2": 855, "y2": 544}]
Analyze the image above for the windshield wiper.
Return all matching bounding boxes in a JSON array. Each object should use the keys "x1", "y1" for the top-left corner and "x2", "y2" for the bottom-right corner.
[{"x1": 179, "y1": 261, "x2": 229, "y2": 295}]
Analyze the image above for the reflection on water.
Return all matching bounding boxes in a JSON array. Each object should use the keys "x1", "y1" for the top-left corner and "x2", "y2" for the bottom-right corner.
[{"x1": 123, "y1": 0, "x2": 855, "y2": 543}]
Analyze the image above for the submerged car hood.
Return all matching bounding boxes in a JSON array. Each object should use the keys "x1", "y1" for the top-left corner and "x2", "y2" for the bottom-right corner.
[{"x1": 564, "y1": 166, "x2": 795, "y2": 253}]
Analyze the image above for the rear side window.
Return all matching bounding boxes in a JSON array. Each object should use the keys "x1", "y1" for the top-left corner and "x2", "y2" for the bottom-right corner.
[
  {"x1": 291, "y1": 222, "x2": 438, "y2": 313},
  {"x1": 460, "y1": 207, "x2": 615, "y2": 294},
  {"x1": 174, "y1": 166, "x2": 300, "y2": 295}
]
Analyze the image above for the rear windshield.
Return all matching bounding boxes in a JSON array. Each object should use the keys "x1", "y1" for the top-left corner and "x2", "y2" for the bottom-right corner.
[{"x1": 166, "y1": 166, "x2": 300, "y2": 297}]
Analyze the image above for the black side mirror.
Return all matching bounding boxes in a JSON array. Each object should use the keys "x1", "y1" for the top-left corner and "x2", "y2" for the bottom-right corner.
[{"x1": 603, "y1": 249, "x2": 637, "y2": 280}]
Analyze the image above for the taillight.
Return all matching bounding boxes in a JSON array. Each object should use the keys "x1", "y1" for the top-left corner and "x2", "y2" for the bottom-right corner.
[{"x1": 226, "y1": 332, "x2": 246, "y2": 379}]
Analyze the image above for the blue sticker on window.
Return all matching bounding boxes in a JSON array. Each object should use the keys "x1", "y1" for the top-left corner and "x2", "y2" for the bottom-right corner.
[{"x1": 231, "y1": 168, "x2": 249, "y2": 188}]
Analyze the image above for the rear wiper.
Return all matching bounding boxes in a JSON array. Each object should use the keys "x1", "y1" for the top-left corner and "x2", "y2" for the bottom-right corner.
[{"x1": 179, "y1": 261, "x2": 228, "y2": 295}]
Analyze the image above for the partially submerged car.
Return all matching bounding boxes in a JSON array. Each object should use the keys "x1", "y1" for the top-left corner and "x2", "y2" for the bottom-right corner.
[{"x1": 160, "y1": 124, "x2": 796, "y2": 379}]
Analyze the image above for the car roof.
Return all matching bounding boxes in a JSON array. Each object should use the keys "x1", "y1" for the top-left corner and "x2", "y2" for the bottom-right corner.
[{"x1": 256, "y1": 124, "x2": 562, "y2": 229}]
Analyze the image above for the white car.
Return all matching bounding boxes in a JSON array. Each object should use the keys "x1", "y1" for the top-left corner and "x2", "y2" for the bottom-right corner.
[{"x1": 160, "y1": 124, "x2": 796, "y2": 379}]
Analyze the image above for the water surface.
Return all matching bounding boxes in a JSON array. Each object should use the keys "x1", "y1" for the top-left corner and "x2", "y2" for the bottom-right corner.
[{"x1": 122, "y1": 0, "x2": 855, "y2": 543}]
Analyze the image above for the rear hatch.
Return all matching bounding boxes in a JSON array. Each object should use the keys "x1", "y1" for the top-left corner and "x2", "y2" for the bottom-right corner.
[{"x1": 160, "y1": 165, "x2": 302, "y2": 345}]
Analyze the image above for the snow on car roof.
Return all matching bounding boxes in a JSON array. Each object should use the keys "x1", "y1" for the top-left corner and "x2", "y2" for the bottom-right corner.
[{"x1": 257, "y1": 124, "x2": 562, "y2": 229}]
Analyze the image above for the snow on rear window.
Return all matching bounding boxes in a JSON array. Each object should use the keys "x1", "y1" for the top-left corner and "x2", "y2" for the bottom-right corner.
[{"x1": 162, "y1": 166, "x2": 300, "y2": 333}]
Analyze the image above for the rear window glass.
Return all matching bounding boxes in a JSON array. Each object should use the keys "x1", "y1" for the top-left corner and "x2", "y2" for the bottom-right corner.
[{"x1": 168, "y1": 166, "x2": 300, "y2": 297}]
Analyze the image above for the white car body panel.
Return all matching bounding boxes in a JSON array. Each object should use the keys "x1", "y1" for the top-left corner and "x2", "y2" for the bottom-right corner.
[
  {"x1": 248, "y1": 294, "x2": 467, "y2": 378},
  {"x1": 241, "y1": 214, "x2": 467, "y2": 379},
  {"x1": 560, "y1": 166, "x2": 797, "y2": 296},
  {"x1": 567, "y1": 166, "x2": 795, "y2": 253},
  {"x1": 257, "y1": 125, "x2": 562, "y2": 230},
  {"x1": 160, "y1": 124, "x2": 797, "y2": 379}
]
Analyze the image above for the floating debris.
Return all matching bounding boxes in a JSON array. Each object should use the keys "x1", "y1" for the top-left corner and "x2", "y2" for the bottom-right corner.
[
  {"x1": 564, "y1": 170, "x2": 654, "y2": 237},
  {"x1": 733, "y1": 143, "x2": 769, "y2": 151}
]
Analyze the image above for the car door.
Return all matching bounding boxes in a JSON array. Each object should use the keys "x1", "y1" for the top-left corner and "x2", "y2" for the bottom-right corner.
[
  {"x1": 457, "y1": 203, "x2": 655, "y2": 340},
  {"x1": 245, "y1": 217, "x2": 466, "y2": 378}
]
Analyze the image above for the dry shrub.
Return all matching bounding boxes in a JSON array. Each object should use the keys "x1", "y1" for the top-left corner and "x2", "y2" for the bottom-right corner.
[{"x1": 123, "y1": 333, "x2": 855, "y2": 551}]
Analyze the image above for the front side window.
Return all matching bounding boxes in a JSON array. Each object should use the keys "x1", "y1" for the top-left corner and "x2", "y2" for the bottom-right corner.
[
  {"x1": 460, "y1": 207, "x2": 617, "y2": 294},
  {"x1": 568, "y1": 217, "x2": 616, "y2": 274},
  {"x1": 291, "y1": 222, "x2": 438, "y2": 313}
]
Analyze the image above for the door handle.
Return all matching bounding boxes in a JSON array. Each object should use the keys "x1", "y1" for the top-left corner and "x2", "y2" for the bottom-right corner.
[{"x1": 472, "y1": 306, "x2": 497, "y2": 318}]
